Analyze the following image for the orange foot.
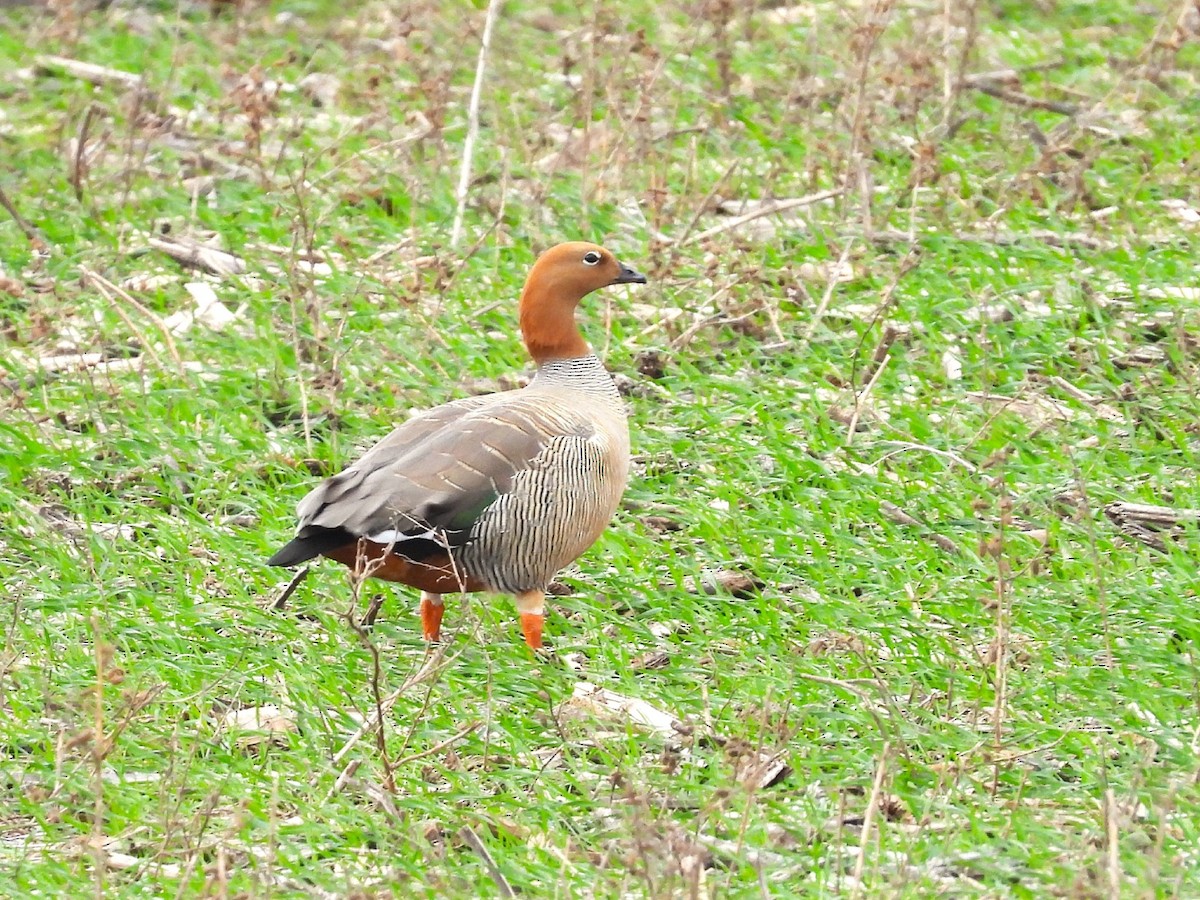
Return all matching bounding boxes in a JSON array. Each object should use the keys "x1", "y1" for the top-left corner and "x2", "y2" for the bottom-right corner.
[
  {"x1": 420, "y1": 592, "x2": 444, "y2": 642},
  {"x1": 515, "y1": 590, "x2": 546, "y2": 650}
]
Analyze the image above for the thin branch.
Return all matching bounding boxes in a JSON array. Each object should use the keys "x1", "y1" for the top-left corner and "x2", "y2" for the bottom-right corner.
[
  {"x1": 391, "y1": 719, "x2": 481, "y2": 769},
  {"x1": 850, "y1": 741, "x2": 891, "y2": 897},
  {"x1": 681, "y1": 188, "x2": 843, "y2": 246},
  {"x1": 450, "y1": 0, "x2": 503, "y2": 248},
  {"x1": 80, "y1": 267, "x2": 186, "y2": 378},
  {"x1": 673, "y1": 159, "x2": 739, "y2": 247},
  {"x1": 879, "y1": 501, "x2": 961, "y2": 555},
  {"x1": 865, "y1": 228, "x2": 1115, "y2": 252},
  {"x1": 803, "y1": 240, "x2": 856, "y2": 341},
  {"x1": 964, "y1": 77, "x2": 1080, "y2": 116},
  {"x1": 845, "y1": 352, "x2": 889, "y2": 446},
  {"x1": 0, "y1": 184, "x2": 47, "y2": 249},
  {"x1": 459, "y1": 826, "x2": 516, "y2": 898},
  {"x1": 271, "y1": 566, "x2": 310, "y2": 610},
  {"x1": 145, "y1": 236, "x2": 248, "y2": 276},
  {"x1": 330, "y1": 644, "x2": 462, "y2": 767},
  {"x1": 71, "y1": 104, "x2": 100, "y2": 205}
]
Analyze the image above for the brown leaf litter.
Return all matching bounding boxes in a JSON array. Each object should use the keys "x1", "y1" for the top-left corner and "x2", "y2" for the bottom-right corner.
[{"x1": 1104, "y1": 501, "x2": 1200, "y2": 552}]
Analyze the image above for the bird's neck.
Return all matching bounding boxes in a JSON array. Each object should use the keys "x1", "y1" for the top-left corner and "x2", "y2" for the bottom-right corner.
[{"x1": 519, "y1": 286, "x2": 590, "y2": 364}]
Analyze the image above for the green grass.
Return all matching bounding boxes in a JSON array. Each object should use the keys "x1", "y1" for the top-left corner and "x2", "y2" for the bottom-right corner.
[{"x1": 2, "y1": 0, "x2": 1199, "y2": 896}]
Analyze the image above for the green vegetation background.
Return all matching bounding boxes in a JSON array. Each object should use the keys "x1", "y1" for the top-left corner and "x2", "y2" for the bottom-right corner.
[{"x1": 1, "y1": 0, "x2": 1198, "y2": 895}]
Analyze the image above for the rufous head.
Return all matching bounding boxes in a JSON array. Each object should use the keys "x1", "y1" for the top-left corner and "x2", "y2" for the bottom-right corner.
[{"x1": 519, "y1": 241, "x2": 647, "y2": 363}]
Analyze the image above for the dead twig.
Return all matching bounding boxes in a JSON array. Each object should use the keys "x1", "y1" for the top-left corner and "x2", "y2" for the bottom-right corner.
[
  {"x1": 668, "y1": 279, "x2": 742, "y2": 350},
  {"x1": 963, "y1": 77, "x2": 1081, "y2": 116},
  {"x1": 1104, "y1": 501, "x2": 1200, "y2": 552},
  {"x1": 145, "y1": 237, "x2": 247, "y2": 277},
  {"x1": 330, "y1": 644, "x2": 461, "y2": 768},
  {"x1": 845, "y1": 352, "x2": 889, "y2": 446},
  {"x1": 962, "y1": 60, "x2": 1069, "y2": 85},
  {"x1": 873, "y1": 441, "x2": 980, "y2": 474},
  {"x1": 70, "y1": 104, "x2": 101, "y2": 205},
  {"x1": 803, "y1": 240, "x2": 856, "y2": 341},
  {"x1": 866, "y1": 228, "x2": 1115, "y2": 252},
  {"x1": 0, "y1": 184, "x2": 47, "y2": 250},
  {"x1": 392, "y1": 720, "x2": 481, "y2": 769},
  {"x1": 860, "y1": 324, "x2": 898, "y2": 387},
  {"x1": 682, "y1": 188, "x2": 843, "y2": 246},
  {"x1": 326, "y1": 759, "x2": 361, "y2": 799},
  {"x1": 271, "y1": 566, "x2": 310, "y2": 611},
  {"x1": 459, "y1": 826, "x2": 516, "y2": 898},
  {"x1": 35, "y1": 55, "x2": 146, "y2": 93},
  {"x1": 673, "y1": 159, "x2": 739, "y2": 247},
  {"x1": 669, "y1": 307, "x2": 758, "y2": 351},
  {"x1": 80, "y1": 267, "x2": 186, "y2": 378},
  {"x1": 879, "y1": 501, "x2": 961, "y2": 555},
  {"x1": 850, "y1": 741, "x2": 891, "y2": 897},
  {"x1": 450, "y1": 0, "x2": 503, "y2": 248}
]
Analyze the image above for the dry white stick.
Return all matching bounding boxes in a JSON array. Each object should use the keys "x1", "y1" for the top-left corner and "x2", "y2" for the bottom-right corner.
[
  {"x1": 35, "y1": 55, "x2": 143, "y2": 91},
  {"x1": 450, "y1": 0, "x2": 503, "y2": 248},
  {"x1": 571, "y1": 682, "x2": 681, "y2": 738},
  {"x1": 80, "y1": 267, "x2": 185, "y2": 376},
  {"x1": 682, "y1": 188, "x2": 843, "y2": 246},
  {"x1": 330, "y1": 652, "x2": 447, "y2": 767},
  {"x1": 873, "y1": 441, "x2": 980, "y2": 474},
  {"x1": 391, "y1": 719, "x2": 481, "y2": 769},
  {"x1": 804, "y1": 240, "x2": 856, "y2": 340},
  {"x1": 1104, "y1": 788, "x2": 1120, "y2": 899},
  {"x1": 844, "y1": 352, "x2": 889, "y2": 446},
  {"x1": 147, "y1": 237, "x2": 247, "y2": 277},
  {"x1": 851, "y1": 741, "x2": 890, "y2": 896},
  {"x1": 1105, "y1": 502, "x2": 1200, "y2": 525},
  {"x1": 459, "y1": 826, "x2": 516, "y2": 898},
  {"x1": 326, "y1": 759, "x2": 361, "y2": 799}
]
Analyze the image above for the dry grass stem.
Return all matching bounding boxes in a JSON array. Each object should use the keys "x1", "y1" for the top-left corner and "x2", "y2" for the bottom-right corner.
[
  {"x1": 450, "y1": 0, "x2": 504, "y2": 248},
  {"x1": 1104, "y1": 788, "x2": 1120, "y2": 899},
  {"x1": 270, "y1": 566, "x2": 310, "y2": 611},
  {"x1": 459, "y1": 825, "x2": 517, "y2": 898},
  {"x1": 851, "y1": 741, "x2": 891, "y2": 896},
  {"x1": 682, "y1": 188, "x2": 843, "y2": 246},
  {"x1": 80, "y1": 267, "x2": 186, "y2": 377},
  {"x1": 963, "y1": 77, "x2": 1081, "y2": 115},
  {"x1": 844, "y1": 352, "x2": 889, "y2": 446},
  {"x1": 879, "y1": 501, "x2": 961, "y2": 555},
  {"x1": 391, "y1": 719, "x2": 482, "y2": 769},
  {"x1": 0, "y1": 184, "x2": 47, "y2": 249},
  {"x1": 803, "y1": 240, "x2": 857, "y2": 341}
]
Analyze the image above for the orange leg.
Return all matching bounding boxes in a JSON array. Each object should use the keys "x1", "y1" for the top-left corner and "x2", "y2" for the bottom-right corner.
[
  {"x1": 420, "y1": 591, "x2": 444, "y2": 642},
  {"x1": 515, "y1": 590, "x2": 546, "y2": 650}
]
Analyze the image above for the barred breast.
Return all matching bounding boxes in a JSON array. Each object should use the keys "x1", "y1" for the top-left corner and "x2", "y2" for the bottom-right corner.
[{"x1": 459, "y1": 371, "x2": 630, "y2": 592}]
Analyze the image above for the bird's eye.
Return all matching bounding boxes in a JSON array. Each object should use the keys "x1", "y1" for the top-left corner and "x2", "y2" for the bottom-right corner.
[{"x1": 582, "y1": 251, "x2": 602, "y2": 266}]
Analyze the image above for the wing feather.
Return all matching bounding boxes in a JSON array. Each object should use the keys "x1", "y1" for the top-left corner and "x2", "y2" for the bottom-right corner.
[{"x1": 292, "y1": 394, "x2": 582, "y2": 548}]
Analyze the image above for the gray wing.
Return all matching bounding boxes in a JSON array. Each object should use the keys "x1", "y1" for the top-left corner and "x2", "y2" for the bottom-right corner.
[{"x1": 293, "y1": 394, "x2": 583, "y2": 546}]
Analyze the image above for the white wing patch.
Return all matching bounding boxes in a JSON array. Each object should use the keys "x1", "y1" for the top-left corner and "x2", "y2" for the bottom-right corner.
[{"x1": 367, "y1": 527, "x2": 441, "y2": 545}]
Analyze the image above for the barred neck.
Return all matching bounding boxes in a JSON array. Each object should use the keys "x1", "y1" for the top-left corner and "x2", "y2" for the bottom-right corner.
[{"x1": 532, "y1": 354, "x2": 620, "y2": 396}]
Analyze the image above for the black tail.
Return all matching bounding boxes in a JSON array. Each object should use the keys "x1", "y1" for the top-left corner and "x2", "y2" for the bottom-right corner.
[{"x1": 266, "y1": 527, "x2": 355, "y2": 566}]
